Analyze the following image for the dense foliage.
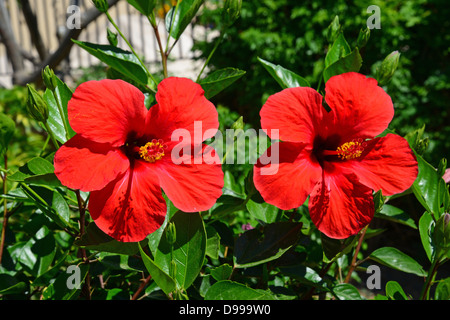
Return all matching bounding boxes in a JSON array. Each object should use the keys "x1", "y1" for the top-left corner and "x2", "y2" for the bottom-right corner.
[{"x1": 0, "y1": 0, "x2": 449, "y2": 302}]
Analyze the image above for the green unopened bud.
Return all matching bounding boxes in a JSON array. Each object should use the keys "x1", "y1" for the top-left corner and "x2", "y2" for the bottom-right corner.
[
  {"x1": 170, "y1": 260, "x2": 177, "y2": 280},
  {"x1": 42, "y1": 65, "x2": 58, "y2": 91},
  {"x1": 26, "y1": 84, "x2": 49, "y2": 123},
  {"x1": 357, "y1": 27, "x2": 370, "y2": 48},
  {"x1": 326, "y1": 16, "x2": 341, "y2": 44},
  {"x1": 433, "y1": 213, "x2": 450, "y2": 260},
  {"x1": 222, "y1": 0, "x2": 242, "y2": 27},
  {"x1": 438, "y1": 158, "x2": 447, "y2": 178},
  {"x1": 231, "y1": 116, "x2": 244, "y2": 131},
  {"x1": 166, "y1": 221, "x2": 176, "y2": 245},
  {"x1": 92, "y1": 0, "x2": 109, "y2": 13},
  {"x1": 107, "y1": 28, "x2": 118, "y2": 47},
  {"x1": 376, "y1": 50, "x2": 400, "y2": 86}
]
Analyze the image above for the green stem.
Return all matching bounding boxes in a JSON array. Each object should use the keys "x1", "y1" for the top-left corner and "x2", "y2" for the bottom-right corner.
[
  {"x1": 43, "y1": 122, "x2": 59, "y2": 149},
  {"x1": 105, "y1": 11, "x2": 157, "y2": 89},
  {"x1": 0, "y1": 154, "x2": 8, "y2": 265},
  {"x1": 39, "y1": 135, "x2": 50, "y2": 157},
  {"x1": 20, "y1": 182, "x2": 47, "y2": 204},
  {"x1": 196, "y1": 30, "x2": 226, "y2": 82},
  {"x1": 420, "y1": 259, "x2": 440, "y2": 300}
]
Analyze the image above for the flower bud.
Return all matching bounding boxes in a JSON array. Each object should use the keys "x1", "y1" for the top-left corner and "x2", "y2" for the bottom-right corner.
[
  {"x1": 26, "y1": 84, "x2": 49, "y2": 123},
  {"x1": 376, "y1": 51, "x2": 400, "y2": 86},
  {"x1": 438, "y1": 158, "x2": 447, "y2": 178},
  {"x1": 357, "y1": 27, "x2": 370, "y2": 48},
  {"x1": 92, "y1": 0, "x2": 109, "y2": 13},
  {"x1": 166, "y1": 221, "x2": 176, "y2": 245},
  {"x1": 222, "y1": 0, "x2": 242, "y2": 27},
  {"x1": 42, "y1": 65, "x2": 58, "y2": 91},
  {"x1": 231, "y1": 116, "x2": 244, "y2": 131},
  {"x1": 433, "y1": 213, "x2": 450, "y2": 260},
  {"x1": 326, "y1": 16, "x2": 341, "y2": 44},
  {"x1": 107, "y1": 28, "x2": 118, "y2": 47}
]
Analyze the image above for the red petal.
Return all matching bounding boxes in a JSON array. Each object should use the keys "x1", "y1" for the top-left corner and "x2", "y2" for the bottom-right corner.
[
  {"x1": 154, "y1": 143, "x2": 224, "y2": 212},
  {"x1": 68, "y1": 79, "x2": 147, "y2": 147},
  {"x1": 253, "y1": 142, "x2": 322, "y2": 210},
  {"x1": 89, "y1": 161, "x2": 166, "y2": 242},
  {"x1": 341, "y1": 133, "x2": 418, "y2": 196},
  {"x1": 146, "y1": 77, "x2": 219, "y2": 142},
  {"x1": 54, "y1": 134, "x2": 129, "y2": 192},
  {"x1": 309, "y1": 166, "x2": 374, "y2": 239},
  {"x1": 260, "y1": 87, "x2": 324, "y2": 143},
  {"x1": 324, "y1": 72, "x2": 394, "y2": 140}
]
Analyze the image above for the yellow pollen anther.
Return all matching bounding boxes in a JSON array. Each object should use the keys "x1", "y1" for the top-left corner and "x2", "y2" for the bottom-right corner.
[
  {"x1": 336, "y1": 139, "x2": 366, "y2": 160},
  {"x1": 139, "y1": 139, "x2": 167, "y2": 163}
]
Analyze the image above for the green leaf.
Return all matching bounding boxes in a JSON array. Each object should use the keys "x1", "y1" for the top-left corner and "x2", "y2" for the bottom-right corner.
[
  {"x1": 323, "y1": 48, "x2": 362, "y2": 83},
  {"x1": 377, "y1": 204, "x2": 417, "y2": 229},
  {"x1": 325, "y1": 32, "x2": 351, "y2": 68},
  {"x1": 369, "y1": 247, "x2": 426, "y2": 276},
  {"x1": 43, "y1": 76, "x2": 75, "y2": 144},
  {"x1": 209, "y1": 264, "x2": 233, "y2": 281},
  {"x1": 155, "y1": 211, "x2": 206, "y2": 290},
  {"x1": 332, "y1": 283, "x2": 364, "y2": 300},
  {"x1": 32, "y1": 252, "x2": 69, "y2": 287},
  {"x1": 8, "y1": 240, "x2": 37, "y2": 271},
  {"x1": 258, "y1": 57, "x2": 310, "y2": 89},
  {"x1": 7, "y1": 226, "x2": 56, "y2": 277},
  {"x1": 419, "y1": 211, "x2": 435, "y2": 262},
  {"x1": 98, "y1": 252, "x2": 143, "y2": 272},
  {"x1": 234, "y1": 222, "x2": 302, "y2": 268},
  {"x1": 385, "y1": 281, "x2": 409, "y2": 300},
  {"x1": 278, "y1": 264, "x2": 324, "y2": 289},
  {"x1": 0, "y1": 112, "x2": 15, "y2": 154},
  {"x1": 126, "y1": 0, "x2": 156, "y2": 16},
  {"x1": 204, "y1": 280, "x2": 276, "y2": 300},
  {"x1": 198, "y1": 67, "x2": 246, "y2": 99},
  {"x1": 434, "y1": 277, "x2": 450, "y2": 300},
  {"x1": 165, "y1": 0, "x2": 204, "y2": 40},
  {"x1": 75, "y1": 222, "x2": 147, "y2": 255},
  {"x1": 32, "y1": 226, "x2": 57, "y2": 277},
  {"x1": 0, "y1": 274, "x2": 26, "y2": 295},
  {"x1": 205, "y1": 225, "x2": 221, "y2": 259},
  {"x1": 412, "y1": 153, "x2": 447, "y2": 218},
  {"x1": 138, "y1": 243, "x2": 176, "y2": 296},
  {"x1": 73, "y1": 40, "x2": 149, "y2": 86},
  {"x1": 20, "y1": 185, "x2": 71, "y2": 229},
  {"x1": 246, "y1": 196, "x2": 279, "y2": 224},
  {"x1": 9, "y1": 157, "x2": 62, "y2": 187}
]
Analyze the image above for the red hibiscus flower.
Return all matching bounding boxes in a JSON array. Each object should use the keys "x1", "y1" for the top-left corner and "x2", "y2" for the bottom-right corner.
[
  {"x1": 253, "y1": 72, "x2": 418, "y2": 239},
  {"x1": 54, "y1": 78, "x2": 224, "y2": 242}
]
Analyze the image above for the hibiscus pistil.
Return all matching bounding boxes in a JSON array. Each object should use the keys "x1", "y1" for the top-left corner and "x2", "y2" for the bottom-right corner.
[
  {"x1": 336, "y1": 139, "x2": 366, "y2": 160},
  {"x1": 139, "y1": 139, "x2": 168, "y2": 163},
  {"x1": 321, "y1": 138, "x2": 366, "y2": 160}
]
